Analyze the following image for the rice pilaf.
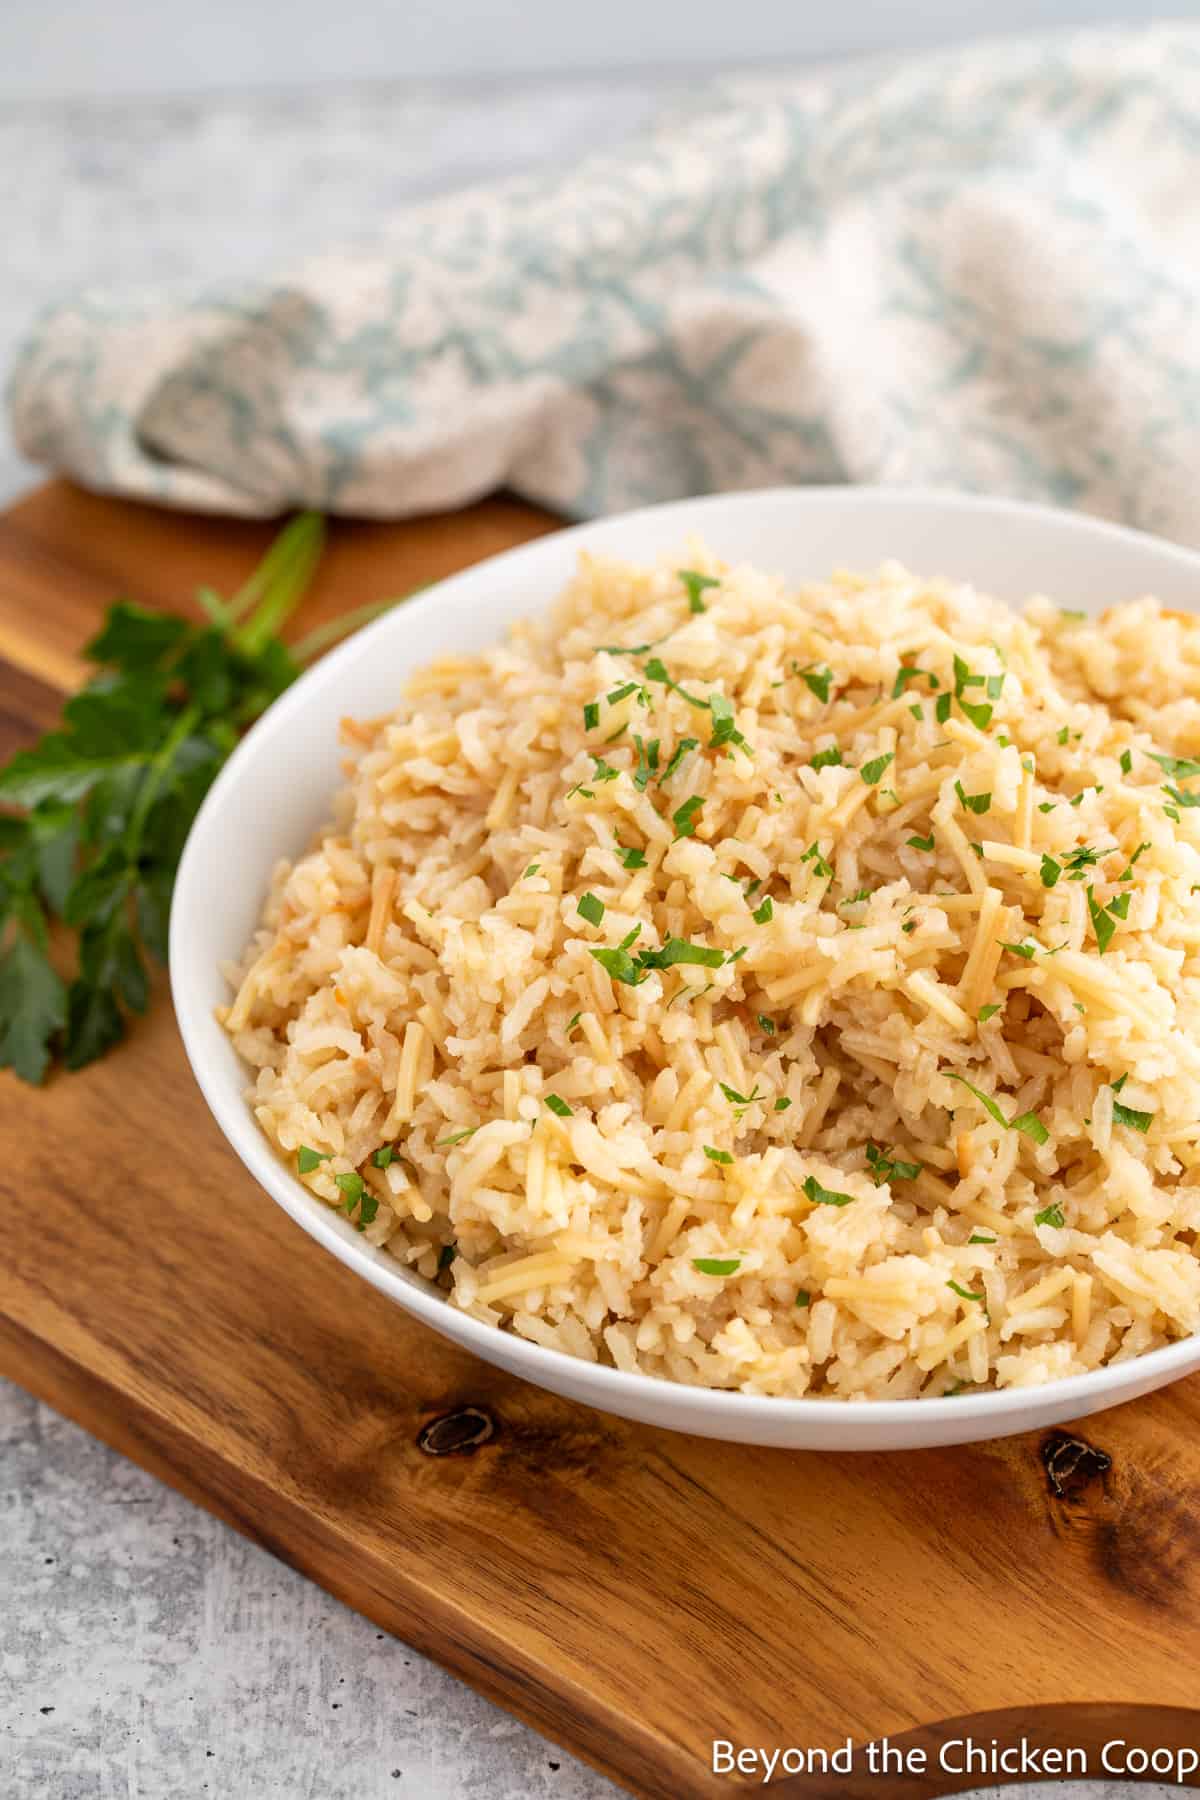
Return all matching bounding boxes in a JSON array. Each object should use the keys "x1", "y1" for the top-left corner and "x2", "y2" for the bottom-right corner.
[{"x1": 222, "y1": 549, "x2": 1200, "y2": 1399}]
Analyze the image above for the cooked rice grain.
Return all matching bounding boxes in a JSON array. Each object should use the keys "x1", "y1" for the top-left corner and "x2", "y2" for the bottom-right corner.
[{"x1": 223, "y1": 550, "x2": 1200, "y2": 1399}]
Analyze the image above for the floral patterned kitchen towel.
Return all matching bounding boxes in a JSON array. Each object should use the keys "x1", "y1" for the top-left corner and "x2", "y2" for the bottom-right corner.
[{"x1": 10, "y1": 27, "x2": 1200, "y2": 539}]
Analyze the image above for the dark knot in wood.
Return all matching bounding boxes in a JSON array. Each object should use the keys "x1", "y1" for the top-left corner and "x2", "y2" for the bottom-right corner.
[
  {"x1": 417, "y1": 1406, "x2": 498, "y2": 1457},
  {"x1": 1042, "y1": 1430, "x2": 1112, "y2": 1499}
]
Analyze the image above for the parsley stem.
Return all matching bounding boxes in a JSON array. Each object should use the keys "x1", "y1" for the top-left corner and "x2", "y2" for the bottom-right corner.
[
  {"x1": 232, "y1": 512, "x2": 326, "y2": 653},
  {"x1": 122, "y1": 702, "x2": 203, "y2": 861},
  {"x1": 291, "y1": 591, "x2": 424, "y2": 664}
]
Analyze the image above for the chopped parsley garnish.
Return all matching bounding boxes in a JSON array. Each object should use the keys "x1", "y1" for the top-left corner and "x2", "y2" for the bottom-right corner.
[
  {"x1": 892, "y1": 666, "x2": 939, "y2": 698},
  {"x1": 644, "y1": 657, "x2": 709, "y2": 709},
  {"x1": 949, "y1": 1073, "x2": 1049, "y2": 1144},
  {"x1": 660, "y1": 736, "x2": 699, "y2": 782},
  {"x1": 795, "y1": 1289, "x2": 811, "y2": 1308},
  {"x1": 672, "y1": 795, "x2": 705, "y2": 839},
  {"x1": 1038, "y1": 801, "x2": 1056, "y2": 814},
  {"x1": 798, "y1": 664, "x2": 833, "y2": 703},
  {"x1": 801, "y1": 842, "x2": 833, "y2": 879},
  {"x1": 524, "y1": 862, "x2": 540, "y2": 878},
  {"x1": 719, "y1": 1084, "x2": 763, "y2": 1125},
  {"x1": 1111, "y1": 1075, "x2": 1153, "y2": 1132},
  {"x1": 1057, "y1": 726, "x2": 1070, "y2": 746},
  {"x1": 935, "y1": 691, "x2": 952, "y2": 725},
  {"x1": 1061, "y1": 845, "x2": 1109, "y2": 878},
  {"x1": 865, "y1": 1143, "x2": 922, "y2": 1185},
  {"x1": 436, "y1": 1127, "x2": 479, "y2": 1147},
  {"x1": 335, "y1": 1172, "x2": 371, "y2": 1226},
  {"x1": 810, "y1": 744, "x2": 843, "y2": 771},
  {"x1": 708, "y1": 695, "x2": 747, "y2": 752},
  {"x1": 1034, "y1": 1203, "x2": 1065, "y2": 1229},
  {"x1": 839, "y1": 888, "x2": 871, "y2": 908},
  {"x1": 909, "y1": 704, "x2": 924, "y2": 721},
  {"x1": 589, "y1": 946, "x2": 642, "y2": 986},
  {"x1": 1086, "y1": 884, "x2": 1117, "y2": 954},
  {"x1": 566, "y1": 1011, "x2": 582, "y2": 1035},
  {"x1": 1040, "y1": 854, "x2": 1061, "y2": 888},
  {"x1": 959, "y1": 696, "x2": 993, "y2": 730},
  {"x1": 1107, "y1": 890, "x2": 1131, "y2": 920},
  {"x1": 774, "y1": 1096, "x2": 792, "y2": 1112},
  {"x1": 372, "y1": 1145, "x2": 395, "y2": 1168},
  {"x1": 1120, "y1": 748, "x2": 1133, "y2": 775},
  {"x1": 757, "y1": 1013, "x2": 775, "y2": 1034},
  {"x1": 578, "y1": 891, "x2": 604, "y2": 925},
  {"x1": 947, "y1": 1280, "x2": 985, "y2": 1303},
  {"x1": 1148, "y1": 751, "x2": 1200, "y2": 779},
  {"x1": 952, "y1": 656, "x2": 993, "y2": 729},
  {"x1": 1118, "y1": 842, "x2": 1149, "y2": 882},
  {"x1": 1001, "y1": 939, "x2": 1038, "y2": 960},
  {"x1": 590, "y1": 933, "x2": 725, "y2": 987},
  {"x1": 1164, "y1": 783, "x2": 1200, "y2": 809},
  {"x1": 590, "y1": 756, "x2": 619, "y2": 784},
  {"x1": 583, "y1": 702, "x2": 600, "y2": 731},
  {"x1": 752, "y1": 896, "x2": 774, "y2": 924},
  {"x1": 632, "y1": 735, "x2": 660, "y2": 790},
  {"x1": 805, "y1": 835, "x2": 834, "y2": 878},
  {"x1": 703, "y1": 1146, "x2": 733, "y2": 1165},
  {"x1": 954, "y1": 779, "x2": 991, "y2": 815},
  {"x1": 692, "y1": 1255, "x2": 740, "y2": 1275},
  {"x1": 615, "y1": 839, "x2": 647, "y2": 870},
  {"x1": 986, "y1": 673, "x2": 1005, "y2": 701},
  {"x1": 802, "y1": 1174, "x2": 856, "y2": 1208},
  {"x1": 678, "y1": 569, "x2": 720, "y2": 613},
  {"x1": 907, "y1": 833, "x2": 935, "y2": 852},
  {"x1": 860, "y1": 751, "x2": 894, "y2": 786},
  {"x1": 298, "y1": 1146, "x2": 331, "y2": 1174},
  {"x1": 596, "y1": 638, "x2": 661, "y2": 655},
  {"x1": 606, "y1": 681, "x2": 642, "y2": 706},
  {"x1": 544, "y1": 1094, "x2": 572, "y2": 1117},
  {"x1": 968, "y1": 1233, "x2": 996, "y2": 1245},
  {"x1": 977, "y1": 1003, "x2": 1001, "y2": 1023}
]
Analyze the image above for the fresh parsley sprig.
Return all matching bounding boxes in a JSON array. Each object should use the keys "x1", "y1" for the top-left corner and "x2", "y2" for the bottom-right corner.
[{"x1": 0, "y1": 513, "x2": 400, "y2": 1083}]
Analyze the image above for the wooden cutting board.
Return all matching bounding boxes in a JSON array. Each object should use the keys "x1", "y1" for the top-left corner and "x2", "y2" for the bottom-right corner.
[{"x1": 3, "y1": 481, "x2": 1200, "y2": 1799}]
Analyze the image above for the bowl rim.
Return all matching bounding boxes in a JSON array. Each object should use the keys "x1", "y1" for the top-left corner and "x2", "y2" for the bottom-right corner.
[{"x1": 170, "y1": 483, "x2": 1200, "y2": 1427}]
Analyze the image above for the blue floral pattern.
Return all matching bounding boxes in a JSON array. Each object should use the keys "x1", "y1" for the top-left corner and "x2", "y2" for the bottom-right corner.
[{"x1": 10, "y1": 27, "x2": 1200, "y2": 540}]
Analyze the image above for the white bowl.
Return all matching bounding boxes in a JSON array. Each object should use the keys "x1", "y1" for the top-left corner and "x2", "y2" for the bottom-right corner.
[{"x1": 171, "y1": 487, "x2": 1200, "y2": 1450}]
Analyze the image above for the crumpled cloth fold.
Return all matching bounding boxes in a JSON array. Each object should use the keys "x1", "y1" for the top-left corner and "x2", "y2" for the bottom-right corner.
[{"x1": 11, "y1": 26, "x2": 1200, "y2": 540}]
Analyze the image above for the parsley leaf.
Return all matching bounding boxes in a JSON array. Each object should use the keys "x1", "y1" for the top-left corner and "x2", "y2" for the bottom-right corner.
[
  {"x1": 798, "y1": 665, "x2": 833, "y2": 704},
  {"x1": 0, "y1": 513, "x2": 345, "y2": 1081},
  {"x1": 1034, "y1": 1203, "x2": 1065, "y2": 1229},
  {"x1": 752, "y1": 896, "x2": 774, "y2": 924},
  {"x1": 577, "y1": 892, "x2": 604, "y2": 926},
  {"x1": 949, "y1": 1073, "x2": 1049, "y2": 1144},
  {"x1": 544, "y1": 1094, "x2": 572, "y2": 1117},
  {"x1": 298, "y1": 1146, "x2": 332, "y2": 1174},
  {"x1": 865, "y1": 1143, "x2": 922, "y2": 1185},
  {"x1": 703, "y1": 1146, "x2": 733, "y2": 1165},
  {"x1": 678, "y1": 569, "x2": 720, "y2": 613},
  {"x1": 659, "y1": 737, "x2": 699, "y2": 783},
  {"x1": 860, "y1": 752, "x2": 894, "y2": 786},
  {"x1": 692, "y1": 1255, "x2": 740, "y2": 1275},
  {"x1": 802, "y1": 1174, "x2": 856, "y2": 1208},
  {"x1": 1086, "y1": 884, "x2": 1117, "y2": 954},
  {"x1": 810, "y1": 745, "x2": 843, "y2": 771},
  {"x1": 672, "y1": 795, "x2": 705, "y2": 839}
]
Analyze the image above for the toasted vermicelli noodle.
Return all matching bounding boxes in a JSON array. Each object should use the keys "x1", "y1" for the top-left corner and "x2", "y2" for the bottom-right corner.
[{"x1": 222, "y1": 549, "x2": 1200, "y2": 1399}]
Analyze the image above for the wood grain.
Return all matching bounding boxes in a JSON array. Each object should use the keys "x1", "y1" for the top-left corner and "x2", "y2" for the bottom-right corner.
[{"x1": 2, "y1": 481, "x2": 1199, "y2": 1799}]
